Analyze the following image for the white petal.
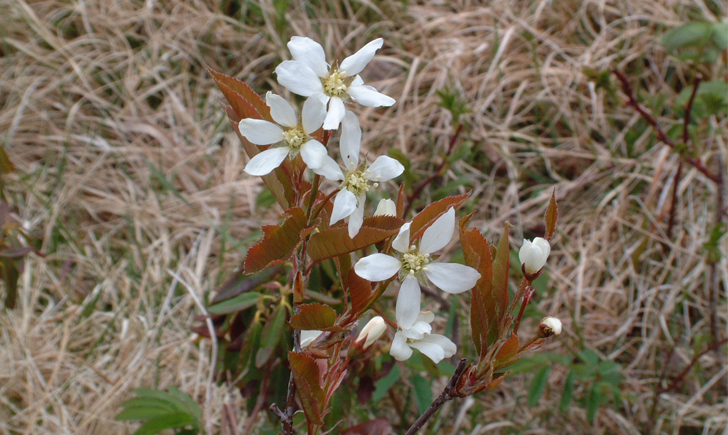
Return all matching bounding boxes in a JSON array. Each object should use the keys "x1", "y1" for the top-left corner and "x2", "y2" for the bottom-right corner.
[
  {"x1": 238, "y1": 119, "x2": 284, "y2": 145},
  {"x1": 519, "y1": 240, "x2": 543, "y2": 274},
  {"x1": 275, "y1": 61, "x2": 324, "y2": 97},
  {"x1": 340, "y1": 111, "x2": 361, "y2": 170},
  {"x1": 300, "y1": 330, "x2": 323, "y2": 347},
  {"x1": 409, "y1": 339, "x2": 446, "y2": 363},
  {"x1": 287, "y1": 36, "x2": 329, "y2": 77},
  {"x1": 301, "y1": 94, "x2": 327, "y2": 134},
  {"x1": 533, "y1": 237, "x2": 551, "y2": 258},
  {"x1": 310, "y1": 155, "x2": 344, "y2": 181},
  {"x1": 402, "y1": 319, "x2": 431, "y2": 340},
  {"x1": 330, "y1": 189, "x2": 358, "y2": 225},
  {"x1": 391, "y1": 222, "x2": 411, "y2": 253},
  {"x1": 390, "y1": 331, "x2": 413, "y2": 361},
  {"x1": 365, "y1": 156, "x2": 404, "y2": 182},
  {"x1": 373, "y1": 198, "x2": 397, "y2": 217},
  {"x1": 423, "y1": 334, "x2": 457, "y2": 357},
  {"x1": 347, "y1": 84, "x2": 396, "y2": 107},
  {"x1": 340, "y1": 38, "x2": 383, "y2": 76},
  {"x1": 424, "y1": 262, "x2": 481, "y2": 294},
  {"x1": 420, "y1": 207, "x2": 455, "y2": 255},
  {"x1": 348, "y1": 197, "x2": 366, "y2": 238},
  {"x1": 415, "y1": 311, "x2": 435, "y2": 324},
  {"x1": 266, "y1": 92, "x2": 297, "y2": 128},
  {"x1": 299, "y1": 140, "x2": 327, "y2": 170},
  {"x1": 396, "y1": 274, "x2": 421, "y2": 329},
  {"x1": 244, "y1": 147, "x2": 290, "y2": 176},
  {"x1": 323, "y1": 96, "x2": 346, "y2": 130},
  {"x1": 355, "y1": 253, "x2": 401, "y2": 281}
]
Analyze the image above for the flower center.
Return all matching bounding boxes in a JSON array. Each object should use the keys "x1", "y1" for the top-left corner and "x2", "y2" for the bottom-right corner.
[
  {"x1": 283, "y1": 127, "x2": 306, "y2": 149},
  {"x1": 343, "y1": 170, "x2": 372, "y2": 197},
  {"x1": 401, "y1": 247, "x2": 430, "y2": 274},
  {"x1": 323, "y1": 69, "x2": 348, "y2": 97}
]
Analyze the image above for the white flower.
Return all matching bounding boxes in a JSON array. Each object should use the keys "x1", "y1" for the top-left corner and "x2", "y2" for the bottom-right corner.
[
  {"x1": 239, "y1": 92, "x2": 329, "y2": 176},
  {"x1": 373, "y1": 198, "x2": 397, "y2": 217},
  {"x1": 539, "y1": 316, "x2": 562, "y2": 337},
  {"x1": 519, "y1": 237, "x2": 551, "y2": 275},
  {"x1": 355, "y1": 316, "x2": 387, "y2": 348},
  {"x1": 311, "y1": 112, "x2": 404, "y2": 238},
  {"x1": 354, "y1": 207, "x2": 482, "y2": 329},
  {"x1": 390, "y1": 311, "x2": 456, "y2": 363},
  {"x1": 275, "y1": 36, "x2": 396, "y2": 130},
  {"x1": 300, "y1": 330, "x2": 323, "y2": 347}
]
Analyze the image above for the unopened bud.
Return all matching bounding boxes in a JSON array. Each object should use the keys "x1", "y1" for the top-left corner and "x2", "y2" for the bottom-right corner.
[
  {"x1": 519, "y1": 237, "x2": 550, "y2": 276},
  {"x1": 373, "y1": 199, "x2": 397, "y2": 217},
  {"x1": 300, "y1": 330, "x2": 323, "y2": 347},
  {"x1": 355, "y1": 316, "x2": 387, "y2": 348},
  {"x1": 539, "y1": 316, "x2": 562, "y2": 338}
]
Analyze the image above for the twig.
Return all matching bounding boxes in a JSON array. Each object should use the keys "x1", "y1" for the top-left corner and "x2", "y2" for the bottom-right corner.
[
  {"x1": 404, "y1": 124, "x2": 463, "y2": 217},
  {"x1": 404, "y1": 359, "x2": 468, "y2": 435},
  {"x1": 710, "y1": 154, "x2": 726, "y2": 342},
  {"x1": 656, "y1": 337, "x2": 728, "y2": 394},
  {"x1": 611, "y1": 69, "x2": 718, "y2": 183}
]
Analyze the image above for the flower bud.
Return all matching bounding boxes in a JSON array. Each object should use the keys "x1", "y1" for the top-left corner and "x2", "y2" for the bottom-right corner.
[
  {"x1": 373, "y1": 199, "x2": 397, "y2": 217},
  {"x1": 300, "y1": 330, "x2": 323, "y2": 347},
  {"x1": 355, "y1": 316, "x2": 387, "y2": 348},
  {"x1": 539, "y1": 316, "x2": 562, "y2": 337},
  {"x1": 519, "y1": 237, "x2": 550, "y2": 276}
]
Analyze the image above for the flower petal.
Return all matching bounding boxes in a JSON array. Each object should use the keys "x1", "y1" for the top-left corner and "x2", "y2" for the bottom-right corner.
[
  {"x1": 266, "y1": 92, "x2": 297, "y2": 128},
  {"x1": 299, "y1": 139, "x2": 327, "y2": 170},
  {"x1": 310, "y1": 155, "x2": 344, "y2": 181},
  {"x1": 238, "y1": 119, "x2": 284, "y2": 145},
  {"x1": 365, "y1": 156, "x2": 404, "y2": 182},
  {"x1": 340, "y1": 111, "x2": 361, "y2": 170},
  {"x1": 340, "y1": 38, "x2": 383, "y2": 76},
  {"x1": 424, "y1": 262, "x2": 481, "y2": 294},
  {"x1": 301, "y1": 94, "x2": 328, "y2": 134},
  {"x1": 408, "y1": 339, "x2": 446, "y2": 363},
  {"x1": 391, "y1": 222, "x2": 411, "y2": 253},
  {"x1": 348, "y1": 197, "x2": 366, "y2": 238},
  {"x1": 323, "y1": 96, "x2": 346, "y2": 130},
  {"x1": 423, "y1": 334, "x2": 457, "y2": 357},
  {"x1": 390, "y1": 331, "x2": 413, "y2": 361},
  {"x1": 396, "y1": 274, "x2": 421, "y2": 329},
  {"x1": 300, "y1": 330, "x2": 323, "y2": 347},
  {"x1": 330, "y1": 189, "x2": 358, "y2": 225},
  {"x1": 347, "y1": 84, "x2": 396, "y2": 107},
  {"x1": 244, "y1": 147, "x2": 290, "y2": 176},
  {"x1": 416, "y1": 311, "x2": 435, "y2": 324},
  {"x1": 419, "y1": 207, "x2": 455, "y2": 255},
  {"x1": 355, "y1": 253, "x2": 401, "y2": 281},
  {"x1": 287, "y1": 36, "x2": 329, "y2": 77},
  {"x1": 402, "y1": 319, "x2": 432, "y2": 340},
  {"x1": 275, "y1": 61, "x2": 324, "y2": 97}
]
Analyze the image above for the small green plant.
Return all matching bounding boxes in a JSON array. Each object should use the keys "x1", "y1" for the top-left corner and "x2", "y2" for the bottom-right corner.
[{"x1": 116, "y1": 388, "x2": 203, "y2": 435}]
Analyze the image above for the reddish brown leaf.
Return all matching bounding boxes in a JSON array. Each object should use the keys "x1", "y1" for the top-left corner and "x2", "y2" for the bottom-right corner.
[
  {"x1": 307, "y1": 216, "x2": 404, "y2": 262},
  {"x1": 289, "y1": 352, "x2": 325, "y2": 425},
  {"x1": 409, "y1": 193, "x2": 470, "y2": 241},
  {"x1": 342, "y1": 417, "x2": 392, "y2": 435},
  {"x1": 207, "y1": 66, "x2": 271, "y2": 121},
  {"x1": 491, "y1": 223, "x2": 511, "y2": 326},
  {"x1": 244, "y1": 208, "x2": 307, "y2": 274},
  {"x1": 495, "y1": 335, "x2": 520, "y2": 366},
  {"x1": 348, "y1": 268, "x2": 373, "y2": 318},
  {"x1": 544, "y1": 190, "x2": 559, "y2": 241},
  {"x1": 458, "y1": 213, "x2": 494, "y2": 357},
  {"x1": 289, "y1": 303, "x2": 337, "y2": 330}
]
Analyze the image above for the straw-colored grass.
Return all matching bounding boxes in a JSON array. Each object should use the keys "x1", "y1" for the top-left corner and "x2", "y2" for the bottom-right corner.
[{"x1": 1, "y1": 0, "x2": 726, "y2": 434}]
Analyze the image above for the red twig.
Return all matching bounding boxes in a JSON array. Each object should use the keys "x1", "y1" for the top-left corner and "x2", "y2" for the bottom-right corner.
[{"x1": 657, "y1": 337, "x2": 728, "y2": 394}]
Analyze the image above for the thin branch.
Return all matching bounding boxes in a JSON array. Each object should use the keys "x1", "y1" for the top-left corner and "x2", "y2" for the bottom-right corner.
[
  {"x1": 404, "y1": 359, "x2": 468, "y2": 435},
  {"x1": 657, "y1": 337, "x2": 728, "y2": 394},
  {"x1": 682, "y1": 75, "x2": 702, "y2": 145},
  {"x1": 611, "y1": 69, "x2": 718, "y2": 183}
]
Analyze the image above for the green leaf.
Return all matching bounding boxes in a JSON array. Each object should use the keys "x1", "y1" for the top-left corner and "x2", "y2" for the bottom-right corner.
[
  {"x1": 289, "y1": 352, "x2": 325, "y2": 425},
  {"x1": 409, "y1": 193, "x2": 469, "y2": 241},
  {"x1": 661, "y1": 22, "x2": 712, "y2": 53},
  {"x1": 528, "y1": 365, "x2": 551, "y2": 407},
  {"x1": 167, "y1": 387, "x2": 203, "y2": 423},
  {"x1": 373, "y1": 364, "x2": 401, "y2": 402},
  {"x1": 559, "y1": 370, "x2": 575, "y2": 413},
  {"x1": 306, "y1": 216, "x2": 404, "y2": 262},
  {"x1": 586, "y1": 382, "x2": 600, "y2": 423},
  {"x1": 115, "y1": 407, "x2": 172, "y2": 421},
  {"x1": 411, "y1": 374, "x2": 433, "y2": 415},
  {"x1": 256, "y1": 304, "x2": 287, "y2": 368},
  {"x1": 244, "y1": 207, "x2": 307, "y2": 274},
  {"x1": 712, "y1": 22, "x2": 728, "y2": 49},
  {"x1": 1, "y1": 258, "x2": 20, "y2": 309},
  {"x1": 131, "y1": 389, "x2": 192, "y2": 415},
  {"x1": 132, "y1": 412, "x2": 197, "y2": 435},
  {"x1": 544, "y1": 190, "x2": 559, "y2": 241},
  {"x1": 289, "y1": 303, "x2": 337, "y2": 330},
  {"x1": 207, "y1": 292, "x2": 260, "y2": 315}
]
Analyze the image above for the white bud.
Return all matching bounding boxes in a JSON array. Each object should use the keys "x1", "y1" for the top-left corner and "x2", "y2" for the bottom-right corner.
[
  {"x1": 539, "y1": 316, "x2": 562, "y2": 337},
  {"x1": 373, "y1": 199, "x2": 397, "y2": 217},
  {"x1": 519, "y1": 237, "x2": 550, "y2": 275},
  {"x1": 355, "y1": 316, "x2": 387, "y2": 348},
  {"x1": 300, "y1": 330, "x2": 323, "y2": 347}
]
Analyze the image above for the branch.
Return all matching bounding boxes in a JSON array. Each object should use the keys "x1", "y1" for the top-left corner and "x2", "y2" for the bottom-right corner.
[
  {"x1": 657, "y1": 337, "x2": 728, "y2": 394},
  {"x1": 404, "y1": 358, "x2": 468, "y2": 435}
]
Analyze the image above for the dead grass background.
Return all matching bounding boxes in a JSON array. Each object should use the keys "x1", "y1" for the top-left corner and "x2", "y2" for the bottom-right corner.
[{"x1": 1, "y1": 0, "x2": 727, "y2": 434}]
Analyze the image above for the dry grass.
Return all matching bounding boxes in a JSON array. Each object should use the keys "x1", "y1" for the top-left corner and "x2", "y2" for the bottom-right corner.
[{"x1": 1, "y1": 0, "x2": 727, "y2": 434}]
